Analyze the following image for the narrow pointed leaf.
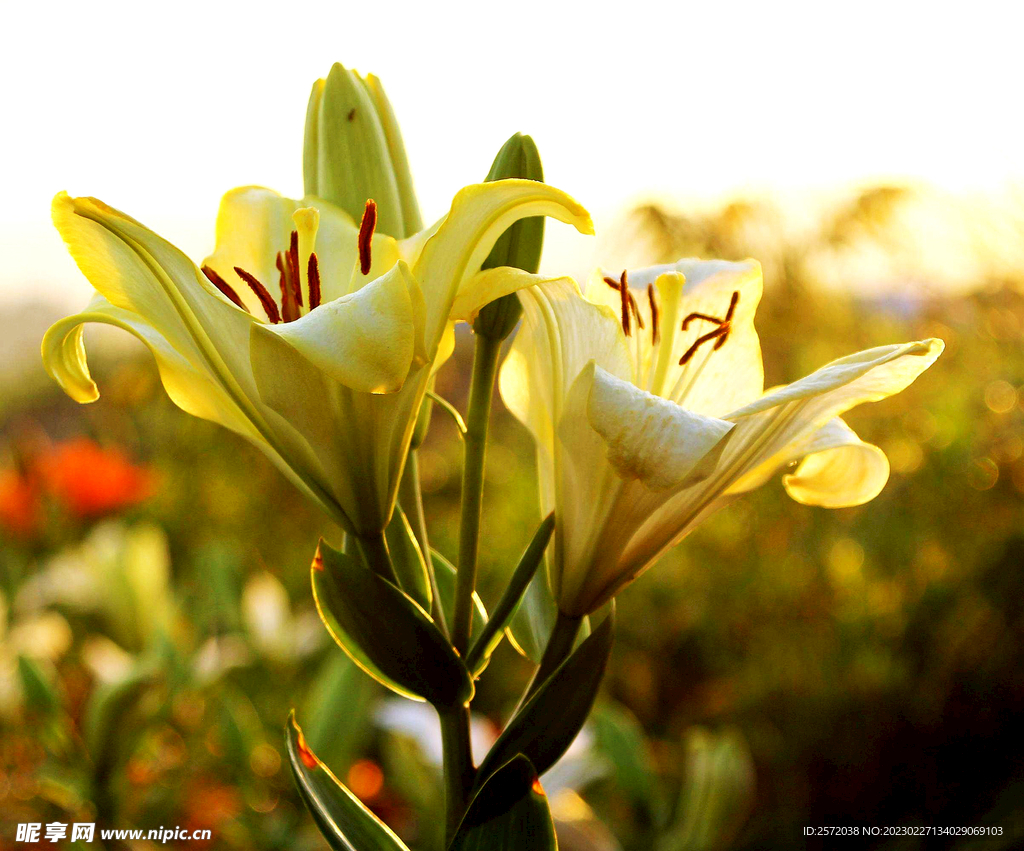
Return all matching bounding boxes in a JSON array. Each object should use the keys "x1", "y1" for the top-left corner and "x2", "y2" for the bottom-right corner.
[
  {"x1": 431, "y1": 549, "x2": 488, "y2": 651},
  {"x1": 507, "y1": 569, "x2": 559, "y2": 663},
  {"x1": 286, "y1": 712, "x2": 411, "y2": 851},
  {"x1": 475, "y1": 609, "x2": 615, "y2": 789},
  {"x1": 449, "y1": 755, "x2": 556, "y2": 851},
  {"x1": 313, "y1": 540, "x2": 473, "y2": 706},
  {"x1": 385, "y1": 504, "x2": 431, "y2": 610},
  {"x1": 17, "y1": 656, "x2": 61, "y2": 715},
  {"x1": 465, "y1": 513, "x2": 554, "y2": 675}
]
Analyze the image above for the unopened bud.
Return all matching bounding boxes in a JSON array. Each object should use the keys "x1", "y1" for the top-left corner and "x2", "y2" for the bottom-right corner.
[
  {"x1": 303, "y1": 63, "x2": 421, "y2": 238},
  {"x1": 473, "y1": 133, "x2": 545, "y2": 341}
]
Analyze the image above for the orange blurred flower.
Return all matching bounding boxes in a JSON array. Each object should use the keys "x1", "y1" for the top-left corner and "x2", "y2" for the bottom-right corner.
[
  {"x1": 0, "y1": 468, "x2": 42, "y2": 537},
  {"x1": 38, "y1": 438, "x2": 153, "y2": 518},
  {"x1": 0, "y1": 436, "x2": 153, "y2": 537}
]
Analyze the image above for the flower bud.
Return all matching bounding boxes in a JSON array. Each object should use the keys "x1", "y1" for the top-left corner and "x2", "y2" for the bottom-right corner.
[
  {"x1": 303, "y1": 64, "x2": 421, "y2": 238},
  {"x1": 473, "y1": 133, "x2": 545, "y2": 341}
]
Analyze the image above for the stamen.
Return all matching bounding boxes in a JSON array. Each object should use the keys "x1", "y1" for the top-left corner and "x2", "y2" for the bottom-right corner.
[
  {"x1": 629, "y1": 292, "x2": 644, "y2": 330},
  {"x1": 288, "y1": 230, "x2": 303, "y2": 307},
  {"x1": 648, "y1": 283, "x2": 660, "y2": 344},
  {"x1": 715, "y1": 291, "x2": 740, "y2": 349},
  {"x1": 679, "y1": 325, "x2": 730, "y2": 365},
  {"x1": 618, "y1": 270, "x2": 631, "y2": 336},
  {"x1": 234, "y1": 266, "x2": 281, "y2": 324},
  {"x1": 682, "y1": 311, "x2": 727, "y2": 331},
  {"x1": 307, "y1": 253, "x2": 322, "y2": 310},
  {"x1": 276, "y1": 253, "x2": 300, "y2": 323},
  {"x1": 604, "y1": 272, "x2": 645, "y2": 335},
  {"x1": 725, "y1": 289, "x2": 740, "y2": 320},
  {"x1": 202, "y1": 265, "x2": 248, "y2": 312},
  {"x1": 358, "y1": 199, "x2": 377, "y2": 275}
]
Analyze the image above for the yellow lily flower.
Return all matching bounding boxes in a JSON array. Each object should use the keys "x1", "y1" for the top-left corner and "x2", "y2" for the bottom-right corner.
[
  {"x1": 43, "y1": 181, "x2": 592, "y2": 537},
  {"x1": 499, "y1": 261, "x2": 943, "y2": 617}
]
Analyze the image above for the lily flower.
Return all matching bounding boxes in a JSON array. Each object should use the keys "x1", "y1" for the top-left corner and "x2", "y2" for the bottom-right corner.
[
  {"x1": 499, "y1": 261, "x2": 942, "y2": 617},
  {"x1": 43, "y1": 181, "x2": 592, "y2": 537}
]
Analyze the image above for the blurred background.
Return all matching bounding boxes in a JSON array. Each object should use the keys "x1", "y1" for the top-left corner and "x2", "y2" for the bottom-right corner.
[{"x1": 2, "y1": 2, "x2": 1023, "y2": 849}]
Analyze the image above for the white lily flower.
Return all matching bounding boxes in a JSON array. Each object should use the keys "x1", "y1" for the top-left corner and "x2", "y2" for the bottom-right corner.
[
  {"x1": 499, "y1": 261, "x2": 943, "y2": 616},
  {"x1": 44, "y1": 181, "x2": 592, "y2": 537}
]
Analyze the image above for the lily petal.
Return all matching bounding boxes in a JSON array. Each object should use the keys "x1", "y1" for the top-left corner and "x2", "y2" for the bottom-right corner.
[
  {"x1": 254, "y1": 261, "x2": 417, "y2": 394},
  {"x1": 413, "y1": 179, "x2": 593, "y2": 356},
  {"x1": 584, "y1": 364, "x2": 734, "y2": 491},
  {"x1": 42, "y1": 293, "x2": 256, "y2": 437},
  {"x1": 450, "y1": 269, "x2": 576, "y2": 324},
  {"x1": 782, "y1": 418, "x2": 890, "y2": 507},
  {"x1": 619, "y1": 338, "x2": 945, "y2": 572}
]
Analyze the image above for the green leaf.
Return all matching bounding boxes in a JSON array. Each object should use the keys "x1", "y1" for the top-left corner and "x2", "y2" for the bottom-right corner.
[
  {"x1": 592, "y1": 703, "x2": 659, "y2": 810},
  {"x1": 302, "y1": 653, "x2": 378, "y2": 769},
  {"x1": 385, "y1": 504, "x2": 431, "y2": 611},
  {"x1": 474, "y1": 133, "x2": 545, "y2": 341},
  {"x1": 432, "y1": 549, "x2": 488, "y2": 650},
  {"x1": 17, "y1": 656, "x2": 60, "y2": 715},
  {"x1": 449, "y1": 755, "x2": 556, "y2": 851},
  {"x1": 286, "y1": 712, "x2": 411, "y2": 851},
  {"x1": 82, "y1": 662, "x2": 155, "y2": 776},
  {"x1": 313, "y1": 539, "x2": 474, "y2": 706},
  {"x1": 657, "y1": 727, "x2": 755, "y2": 851},
  {"x1": 507, "y1": 567, "x2": 559, "y2": 663},
  {"x1": 465, "y1": 513, "x2": 553, "y2": 675},
  {"x1": 475, "y1": 609, "x2": 615, "y2": 788}
]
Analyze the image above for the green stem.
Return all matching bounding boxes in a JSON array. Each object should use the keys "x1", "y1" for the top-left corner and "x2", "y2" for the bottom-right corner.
[
  {"x1": 400, "y1": 451, "x2": 448, "y2": 636},
  {"x1": 354, "y1": 532, "x2": 400, "y2": 586},
  {"x1": 524, "y1": 610, "x2": 582, "y2": 702},
  {"x1": 452, "y1": 333, "x2": 502, "y2": 654},
  {"x1": 439, "y1": 705, "x2": 474, "y2": 841}
]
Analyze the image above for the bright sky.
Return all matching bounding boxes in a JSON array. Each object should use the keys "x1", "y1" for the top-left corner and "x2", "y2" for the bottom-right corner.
[{"x1": 2, "y1": 0, "x2": 1022, "y2": 305}]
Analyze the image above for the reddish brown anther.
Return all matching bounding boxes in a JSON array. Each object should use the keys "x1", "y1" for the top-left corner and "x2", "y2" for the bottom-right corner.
[
  {"x1": 307, "y1": 253, "x2": 322, "y2": 310},
  {"x1": 358, "y1": 199, "x2": 377, "y2": 275},
  {"x1": 648, "y1": 283, "x2": 660, "y2": 344},
  {"x1": 234, "y1": 266, "x2": 281, "y2": 324},
  {"x1": 678, "y1": 290, "x2": 740, "y2": 363},
  {"x1": 288, "y1": 230, "x2": 303, "y2": 307},
  {"x1": 202, "y1": 265, "x2": 248, "y2": 312},
  {"x1": 715, "y1": 290, "x2": 740, "y2": 350},
  {"x1": 618, "y1": 271, "x2": 632, "y2": 336},
  {"x1": 276, "y1": 253, "x2": 300, "y2": 323},
  {"x1": 679, "y1": 325, "x2": 730, "y2": 365}
]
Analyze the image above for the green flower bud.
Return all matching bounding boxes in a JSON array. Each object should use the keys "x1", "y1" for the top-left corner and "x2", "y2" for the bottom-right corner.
[
  {"x1": 303, "y1": 64, "x2": 421, "y2": 238},
  {"x1": 473, "y1": 133, "x2": 545, "y2": 341}
]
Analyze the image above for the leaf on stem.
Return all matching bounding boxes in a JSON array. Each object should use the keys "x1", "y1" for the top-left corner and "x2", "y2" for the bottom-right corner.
[
  {"x1": 313, "y1": 540, "x2": 474, "y2": 706},
  {"x1": 385, "y1": 504, "x2": 432, "y2": 611},
  {"x1": 448, "y1": 755, "x2": 556, "y2": 851},
  {"x1": 432, "y1": 549, "x2": 488, "y2": 650},
  {"x1": 286, "y1": 711, "x2": 411, "y2": 851},
  {"x1": 474, "y1": 608, "x2": 615, "y2": 789},
  {"x1": 465, "y1": 513, "x2": 554, "y2": 675}
]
